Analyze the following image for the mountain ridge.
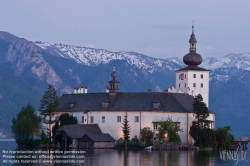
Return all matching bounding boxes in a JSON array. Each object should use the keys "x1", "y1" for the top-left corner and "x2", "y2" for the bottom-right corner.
[{"x1": 0, "y1": 31, "x2": 249, "y2": 138}]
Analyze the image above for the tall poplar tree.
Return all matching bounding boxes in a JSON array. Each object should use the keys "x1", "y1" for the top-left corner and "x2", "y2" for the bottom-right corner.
[
  {"x1": 39, "y1": 84, "x2": 59, "y2": 143},
  {"x1": 122, "y1": 114, "x2": 131, "y2": 149}
]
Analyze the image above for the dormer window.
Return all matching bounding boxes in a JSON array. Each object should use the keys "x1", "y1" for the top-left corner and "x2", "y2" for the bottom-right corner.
[
  {"x1": 153, "y1": 102, "x2": 160, "y2": 110},
  {"x1": 102, "y1": 102, "x2": 109, "y2": 109},
  {"x1": 68, "y1": 102, "x2": 75, "y2": 109}
]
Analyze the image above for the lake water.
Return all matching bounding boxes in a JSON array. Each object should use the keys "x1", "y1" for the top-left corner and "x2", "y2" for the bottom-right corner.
[{"x1": 0, "y1": 139, "x2": 249, "y2": 166}]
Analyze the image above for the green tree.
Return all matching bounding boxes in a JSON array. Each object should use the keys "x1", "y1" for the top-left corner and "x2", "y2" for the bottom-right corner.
[
  {"x1": 190, "y1": 126, "x2": 217, "y2": 148},
  {"x1": 192, "y1": 94, "x2": 210, "y2": 129},
  {"x1": 115, "y1": 137, "x2": 124, "y2": 148},
  {"x1": 39, "y1": 84, "x2": 59, "y2": 142},
  {"x1": 122, "y1": 114, "x2": 131, "y2": 149},
  {"x1": 130, "y1": 135, "x2": 140, "y2": 147},
  {"x1": 190, "y1": 94, "x2": 217, "y2": 148},
  {"x1": 52, "y1": 113, "x2": 78, "y2": 135},
  {"x1": 140, "y1": 127, "x2": 154, "y2": 146},
  {"x1": 11, "y1": 104, "x2": 41, "y2": 145},
  {"x1": 156, "y1": 117, "x2": 182, "y2": 142},
  {"x1": 215, "y1": 126, "x2": 234, "y2": 150}
]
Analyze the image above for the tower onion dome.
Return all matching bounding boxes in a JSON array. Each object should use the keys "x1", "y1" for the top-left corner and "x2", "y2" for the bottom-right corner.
[
  {"x1": 183, "y1": 25, "x2": 202, "y2": 66},
  {"x1": 111, "y1": 67, "x2": 117, "y2": 79}
]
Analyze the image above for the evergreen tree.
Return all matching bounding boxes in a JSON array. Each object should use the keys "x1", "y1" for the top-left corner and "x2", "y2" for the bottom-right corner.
[
  {"x1": 190, "y1": 94, "x2": 218, "y2": 148},
  {"x1": 122, "y1": 114, "x2": 131, "y2": 149},
  {"x1": 12, "y1": 104, "x2": 41, "y2": 145},
  {"x1": 192, "y1": 94, "x2": 210, "y2": 129},
  {"x1": 39, "y1": 84, "x2": 59, "y2": 143}
]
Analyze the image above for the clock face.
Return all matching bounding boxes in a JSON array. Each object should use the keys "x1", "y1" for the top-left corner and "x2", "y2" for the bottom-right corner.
[{"x1": 179, "y1": 73, "x2": 184, "y2": 80}]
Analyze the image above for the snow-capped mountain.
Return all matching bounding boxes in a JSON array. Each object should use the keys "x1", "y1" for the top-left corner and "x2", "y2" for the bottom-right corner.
[
  {"x1": 34, "y1": 41, "x2": 250, "y2": 84},
  {"x1": 34, "y1": 41, "x2": 183, "y2": 73},
  {"x1": 35, "y1": 41, "x2": 250, "y2": 72},
  {"x1": 202, "y1": 53, "x2": 250, "y2": 70}
]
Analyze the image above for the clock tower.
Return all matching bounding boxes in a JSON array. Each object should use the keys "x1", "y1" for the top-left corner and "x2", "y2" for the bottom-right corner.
[{"x1": 175, "y1": 25, "x2": 210, "y2": 107}]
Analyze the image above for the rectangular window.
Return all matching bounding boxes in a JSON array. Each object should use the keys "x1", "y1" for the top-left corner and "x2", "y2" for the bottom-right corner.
[
  {"x1": 81, "y1": 116, "x2": 84, "y2": 123},
  {"x1": 201, "y1": 83, "x2": 203, "y2": 88},
  {"x1": 193, "y1": 74, "x2": 196, "y2": 78},
  {"x1": 135, "y1": 116, "x2": 139, "y2": 122},
  {"x1": 185, "y1": 74, "x2": 186, "y2": 79},
  {"x1": 179, "y1": 84, "x2": 180, "y2": 88},
  {"x1": 153, "y1": 123, "x2": 158, "y2": 130},
  {"x1": 201, "y1": 74, "x2": 203, "y2": 79},
  {"x1": 117, "y1": 116, "x2": 121, "y2": 122},
  {"x1": 193, "y1": 83, "x2": 196, "y2": 87},
  {"x1": 185, "y1": 83, "x2": 186, "y2": 87},
  {"x1": 90, "y1": 116, "x2": 94, "y2": 123},
  {"x1": 102, "y1": 116, "x2": 105, "y2": 123}
]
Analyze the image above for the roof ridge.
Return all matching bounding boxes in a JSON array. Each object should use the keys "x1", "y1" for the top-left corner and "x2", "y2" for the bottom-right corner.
[{"x1": 172, "y1": 93, "x2": 190, "y2": 112}]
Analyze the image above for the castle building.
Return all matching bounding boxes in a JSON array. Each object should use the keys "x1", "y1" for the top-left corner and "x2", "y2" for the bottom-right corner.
[{"x1": 55, "y1": 26, "x2": 215, "y2": 144}]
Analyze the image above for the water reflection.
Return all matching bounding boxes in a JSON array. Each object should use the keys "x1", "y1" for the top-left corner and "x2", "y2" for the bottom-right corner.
[
  {"x1": 1, "y1": 140, "x2": 249, "y2": 166},
  {"x1": 75, "y1": 149, "x2": 214, "y2": 166}
]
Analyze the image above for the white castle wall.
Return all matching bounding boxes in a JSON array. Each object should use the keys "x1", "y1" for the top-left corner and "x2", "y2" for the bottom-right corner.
[
  {"x1": 61, "y1": 111, "x2": 215, "y2": 143},
  {"x1": 175, "y1": 70, "x2": 210, "y2": 107}
]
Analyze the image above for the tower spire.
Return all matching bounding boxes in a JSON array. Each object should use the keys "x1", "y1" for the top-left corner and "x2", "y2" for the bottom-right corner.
[
  {"x1": 189, "y1": 24, "x2": 197, "y2": 53},
  {"x1": 182, "y1": 25, "x2": 202, "y2": 67},
  {"x1": 192, "y1": 20, "x2": 194, "y2": 34},
  {"x1": 109, "y1": 67, "x2": 119, "y2": 93}
]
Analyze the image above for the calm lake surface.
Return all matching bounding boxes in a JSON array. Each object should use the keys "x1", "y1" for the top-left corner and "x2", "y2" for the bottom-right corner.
[{"x1": 0, "y1": 139, "x2": 249, "y2": 166}]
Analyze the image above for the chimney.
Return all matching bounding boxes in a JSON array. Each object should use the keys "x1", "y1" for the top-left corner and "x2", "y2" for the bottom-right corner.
[
  {"x1": 77, "y1": 88, "x2": 81, "y2": 94},
  {"x1": 80, "y1": 86, "x2": 88, "y2": 93},
  {"x1": 73, "y1": 86, "x2": 88, "y2": 94},
  {"x1": 80, "y1": 86, "x2": 84, "y2": 93},
  {"x1": 73, "y1": 88, "x2": 78, "y2": 94},
  {"x1": 84, "y1": 87, "x2": 88, "y2": 93},
  {"x1": 148, "y1": 89, "x2": 152, "y2": 93}
]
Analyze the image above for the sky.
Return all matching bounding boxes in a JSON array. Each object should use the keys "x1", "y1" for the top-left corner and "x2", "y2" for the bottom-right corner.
[{"x1": 0, "y1": 0, "x2": 250, "y2": 59}]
